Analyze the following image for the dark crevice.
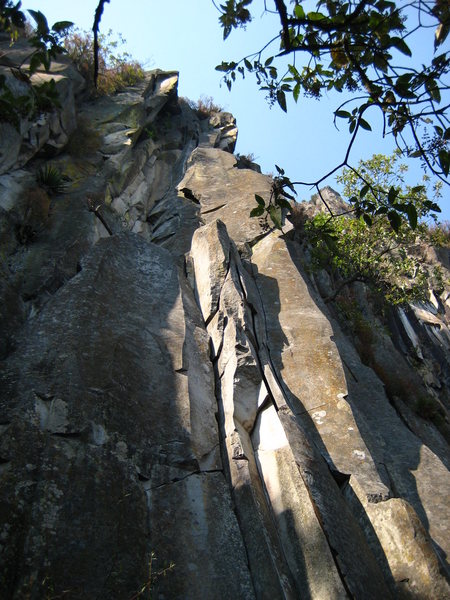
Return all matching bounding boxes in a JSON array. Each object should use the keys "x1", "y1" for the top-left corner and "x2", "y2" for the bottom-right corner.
[
  {"x1": 34, "y1": 391, "x2": 54, "y2": 401},
  {"x1": 244, "y1": 259, "x2": 291, "y2": 412},
  {"x1": 51, "y1": 431, "x2": 83, "y2": 438},
  {"x1": 204, "y1": 249, "x2": 232, "y2": 329},
  {"x1": 341, "y1": 358, "x2": 359, "y2": 383},
  {"x1": 201, "y1": 203, "x2": 227, "y2": 215},
  {"x1": 204, "y1": 253, "x2": 298, "y2": 597},
  {"x1": 209, "y1": 351, "x2": 260, "y2": 597},
  {"x1": 150, "y1": 231, "x2": 176, "y2": 245},
  {"x1": 387, "y1": 394, "x2": 418, "y2": 437},
  {"x1": 151, "y1": 215, "x2": 178, "y2": 235},
  {"x1": 326, "y1": 463, "x2": 351, "y2": 490},
  {"x1": 297, "y1": 464, "x2": 356, "y2": 599},
  {"x1": 148, "y1": 468, "x2": 224, "y2": 491},
  {"x1": 329, "y1": 546, "x2": 355, "y2": 600},
  {"x1": 179, "y1": 187, "x2": 200, "y2": 204},
  {"x1": 248, "y1": 229, "x2": 276, "y2": 248},
  {"x1": 378, "y1": 462, "x2": 400, "y2": 498},
  {"x1": 204, "y1": 308, "x2": 219, "y2": 329},
  {"x1": 208, "y1": 315, "x2": 227, "y2": 362}
]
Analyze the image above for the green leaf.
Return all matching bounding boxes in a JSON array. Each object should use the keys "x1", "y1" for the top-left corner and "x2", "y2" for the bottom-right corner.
[
  {"x1": 29, "y1": 53, "x2": 42, "y2": 74},
  {"x1": 215, "y1": 62, "x2": 232, "y2": 72},
  {"x1": 264, "y1": 57, "x2": 274, "y2": 67},
  {"x1": 276, "y1": 198, "x2": 292, "y2": 210},
  {"x1": 293, "y1": 82, "x2": 301, "y2": 102},
  {"x1": 390, "y1": 37, "x2": 412, "y2": 56},
  {"x1": 277, "y1": 89, "x2": 287, "y2": 112},
  {"x1": 307, "y1": 12, "x2": 326, "y2": 21},
  {"x1": 255, "y1": 194, "x2": 265, "y2": 207},
  {"x1": 360, "y1": 184, "x2": 370, "y2": 198},
  {"x1": 425, "y1": 79, "x2": 441, "y2": 103},
  {"x1": 363, "y1": 213, "x2": 373, "y2": 227},
  {"x1": 410, "y1": 185, "x2": 425, "y2": 194},
  {"x1": 281, "y1": 190, "x2": 295, "y2": 201},
  {"x1": 406, "y1": 204, "x2": 417, "y2": 229},
  {"x1": 375, "y1": 206, "x2": 388, "y2": 215},
  {"x1": 244, "y1": 58, "x2": 252, "y2": 70},
  {"x1": 435, "y1": 22, "x2": 449, "y2": 49},
  {"x1": 438, "y1": 149, "x2": 449, "y2": 176},
  {"x1": 294, "y1": 4, "x2": 305, "y2": 19},
  {"x1": 423, "y1": 200, "x2": 441, "y2": 213},
  {"x1": 275, "y1": 164, "x2": 285, "y2": 175},
  {"x1": 388, "y1": 210, "x2": 402, "y2": 233},
  {"x1": 359, "y1": 118, "x2": 372, "y2": 131},
  {"x1": 27, "y1": 9, "x2": 49, "y2": 34},
  {"x1": 388, "y1": 186, "x2": 399, "y2": 204},
  {"x1": 52, "y1": 21, "x2": 73, "y2": 33},
  {"x1": 250, "y1": 206, "x2": 264, "y2": 217},
  {"x1": 335, "y1": 110, "x2": 351, "y2": 119},
  {"x1": 269, "y1": 205, "x2": 282, "y2": 229}
]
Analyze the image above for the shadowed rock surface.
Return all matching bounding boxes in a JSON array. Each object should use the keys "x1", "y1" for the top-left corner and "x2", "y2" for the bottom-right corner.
[{"x1": 0, "y1": 44, "x2": 449, "y2": 599}]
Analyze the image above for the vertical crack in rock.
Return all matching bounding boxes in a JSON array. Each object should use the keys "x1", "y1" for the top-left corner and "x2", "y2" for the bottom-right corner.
[{"x1": 190, "y1": 221, "x2": 300, "y2": 598}]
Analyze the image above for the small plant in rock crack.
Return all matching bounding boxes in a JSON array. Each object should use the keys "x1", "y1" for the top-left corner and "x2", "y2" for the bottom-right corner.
[
  {"x1": 36, "y1": 165, "x2": 68, "y2": 195},
  {"x1": 142, "y1": 125, "x2": 157, "y2": 140},
  {"x1": 129, "y1": 551, "x2": 175, "y2": 599},
  {"x1": 250, "y1": 164, "x2": 295, "y2": 229}
]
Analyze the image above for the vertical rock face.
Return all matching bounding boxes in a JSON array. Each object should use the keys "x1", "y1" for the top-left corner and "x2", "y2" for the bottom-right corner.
[{"x1": 0, "y1": 57, "x2": 449, "y2": 600}]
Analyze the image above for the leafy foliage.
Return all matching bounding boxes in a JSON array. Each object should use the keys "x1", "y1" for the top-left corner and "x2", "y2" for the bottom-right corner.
[
  {"x1": 0, "y1": 0, "x2": 25, "y2": 39},
  {"x1": 251, "y1": 164, "x2": 296, "y2": 229},
  {"x1": 26, "y1": 9, "x2": 72, "y2": 74},
  {"x1": 427, "y1": 220, "x2": 450, "y2": 247},
  {"x1": 216, "y1": 0, "x2": 449, "y2": 222},
  {"x1": 218, "y1": 0, "x2": 252, "y2": 40},
  {"x1": 302, "y1": 153, "x2": 446, "y2": 304},
  {"x1": 37, "y1": 165, "x2": 68, "y2": 195},
  {"x1": 0, "y1": 2, "x2": 72, "y2": 126},
  {"x1": 305, "y1": 210, "x2": 434, "y2": 304},
  {"x1": 336, "y1": 151, "x2": 442, "y2": 231},
  {"x1": 64, "y1": 28, "x2": 145, "y2": 96}
]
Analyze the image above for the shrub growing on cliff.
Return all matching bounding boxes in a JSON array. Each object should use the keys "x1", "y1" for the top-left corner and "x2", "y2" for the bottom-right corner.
[
  {"x1": 304, "y1": 153, "x2": 446, "y2": 304},
  {"x1": 36, "y1": 164, "x2": 68, "y2": 195},
  {"x1": 64, "y1": 28, "x2": 145, "y2": 96},
  {"x1": 427, "y1": 221, "x2": 450, "y2": 248},
  {"x1": 0, "y1": 4, "x2": 72, "y2": 126},
  {"x1": 186, "y1": 95, "x2": 224, "y2": 118}
]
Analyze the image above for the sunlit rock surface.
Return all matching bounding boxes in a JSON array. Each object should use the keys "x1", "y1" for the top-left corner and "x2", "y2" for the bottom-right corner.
[{"x1": 0, "y1": 52, "x2": 449, "y2": 599}]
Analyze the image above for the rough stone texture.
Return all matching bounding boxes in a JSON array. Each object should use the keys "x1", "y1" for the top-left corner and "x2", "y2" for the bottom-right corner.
[
  {"x1": 178, "y1": 146, "x2": 272, "y2": 245},
  {"x1": 1, "y1": 56, "x2": 449, "y2": 600},
  {"x1": 0, "y1": 234, "x2": 248, "y2": 599},
  {"x1": 345, "y1": 475, "x2": 450, "y2": 599},
  {"x1": 0, "y1": 37, "x2": 84, "y2": 173}
]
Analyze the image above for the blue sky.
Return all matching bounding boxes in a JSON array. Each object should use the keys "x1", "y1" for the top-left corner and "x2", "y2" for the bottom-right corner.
[{"x1": 22, "y1": 0, "x2": 449, "y2": 219}]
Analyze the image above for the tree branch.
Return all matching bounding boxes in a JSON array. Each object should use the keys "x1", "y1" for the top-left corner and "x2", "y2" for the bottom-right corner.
[{"x1": 93, "y1": 0, "x2": 110, "y2": 87}]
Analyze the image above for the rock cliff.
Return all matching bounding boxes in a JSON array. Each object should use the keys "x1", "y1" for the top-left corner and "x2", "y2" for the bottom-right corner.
[{"x1": 0, "y1": 58, "x2": 449, "y2": 599}]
